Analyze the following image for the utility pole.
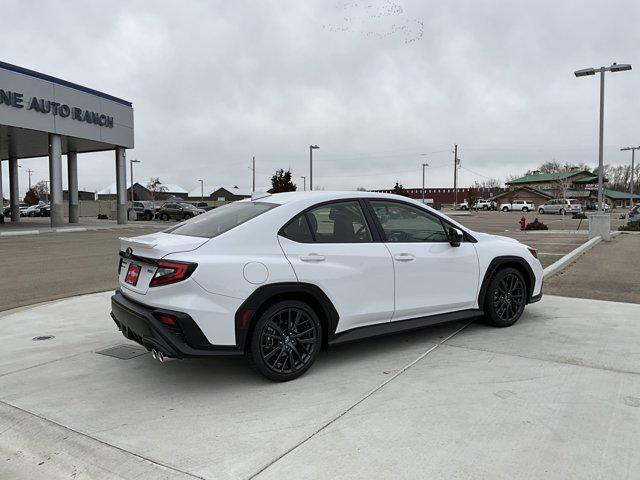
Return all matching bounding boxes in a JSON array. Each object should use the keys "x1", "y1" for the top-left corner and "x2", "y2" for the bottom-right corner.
[
  {"x1": 453, "y1": 144, "x2": 459, "y2": 209},
  {"x1": 252, "y1": 156, "x2": 256, "y2": 192},
  {"x1": 620, "y1": 146, "x2": 639, "y2": 207},
  {"x1": 26, "y1": 169, "x2": 34, "y2": 189},
  {"x1": 301, "y1": 176, "x2": 306, "y2": 191}
]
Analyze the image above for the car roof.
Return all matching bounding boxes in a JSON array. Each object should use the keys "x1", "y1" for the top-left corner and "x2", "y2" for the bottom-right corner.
[{"x1": 248, "y1": 190, "x2": 423, "y2": 206}]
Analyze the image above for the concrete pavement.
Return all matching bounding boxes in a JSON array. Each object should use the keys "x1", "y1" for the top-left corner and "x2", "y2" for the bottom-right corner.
[{"x1": 1, "y1": 293, "x2": 639, "y2": 479}]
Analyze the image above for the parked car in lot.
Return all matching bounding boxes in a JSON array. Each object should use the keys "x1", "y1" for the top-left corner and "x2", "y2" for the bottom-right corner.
[
  {"x1": 38, "y1": 203, "x2": 50, "y2": 217},
  {"x1": 458, "y1": 201, "x2": 469, "y2": 210},
  {"x1": 128, "y1": 201, "x2": 156, "y2": 221},
  {"x1": 473, "y1": 199, "x2": 497, "y2": 210},
  {"x1": 3, "y1": 203, "x2": 28, "y2": 217},
  {"x1": 112, "y1": 191, "x2": 543, "y2": 381},
  {"x1": 628, "y1": 203, "x2": 640, "y2": 224},
  {"x1": 538, "y1": 198, "x2": 582, "y2": 215},
  {"x1": 585, "y1": 201, "x2": 610, "y2": 211},
  {"x1": 500, "y1": 200, "x2": 535, "y2": 212},
  {"x1": 156, "y1": 202, "x2": 205, "y2": 221},
  {"x1": 196, "y1": 202, "x2": 216, "y2": 212}
]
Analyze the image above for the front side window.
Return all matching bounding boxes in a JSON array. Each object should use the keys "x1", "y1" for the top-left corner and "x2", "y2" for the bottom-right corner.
[
  {"x1": 370, "y1": 201, "x2": 449, "y2": 243},
  {"x1": 167, "y1": 201, "x2": 277, "y2": 238},
  {"x1": 305, "y1": 201, "x2": 372, "y2": 243}
]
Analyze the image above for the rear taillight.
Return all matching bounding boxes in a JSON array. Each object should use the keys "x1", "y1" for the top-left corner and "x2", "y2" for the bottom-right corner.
[{"x1": 149, "y1": 261, "x2": 197, "y2": 287}]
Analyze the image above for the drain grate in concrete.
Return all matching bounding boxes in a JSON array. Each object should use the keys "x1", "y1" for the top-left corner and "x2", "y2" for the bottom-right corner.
[{"x1": 96, "y1": 344, "x2": 148, "y2": 360}]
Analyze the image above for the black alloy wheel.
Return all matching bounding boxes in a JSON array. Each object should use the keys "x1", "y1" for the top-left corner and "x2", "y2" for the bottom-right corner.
[
  {"x1": 522, "y1": 207, "x2": 529, "y2": 212},
  {"x1": 248, "y1": 300, "x2": 322, "y2": 381},
  {"x1": 484, "y1": 268, "x2": 527, "y2": 327},
  {"x1": 161, "y1": 213, "x2": 169, "y2": 221}
]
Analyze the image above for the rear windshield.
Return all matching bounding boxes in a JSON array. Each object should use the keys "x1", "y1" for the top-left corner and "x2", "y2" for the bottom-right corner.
[
  {"x1": 166, "y1": 201, "x2": 277, "y2": 238},
  {"x1": 569, "y1": 200, "x2": 579, "y2": 204}
]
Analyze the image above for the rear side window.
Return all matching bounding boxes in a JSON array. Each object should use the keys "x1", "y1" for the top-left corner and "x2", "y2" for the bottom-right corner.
[
  {"x1": 281, "y1": 214, "x2": 314, "y2": 243},
  {"x1": 167, "y1": 202, "x2": 277, "y2": 238}
]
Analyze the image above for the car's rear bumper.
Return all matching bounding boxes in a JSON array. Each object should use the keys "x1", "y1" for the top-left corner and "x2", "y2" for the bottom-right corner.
[{"x1": 110, "y1": 290, "x2": 243, "y2": 358}]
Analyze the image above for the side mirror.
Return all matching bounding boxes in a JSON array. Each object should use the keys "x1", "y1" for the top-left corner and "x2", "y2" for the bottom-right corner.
[{"x1": 448, "y1": 227, "x2": 463, "y2": 247}]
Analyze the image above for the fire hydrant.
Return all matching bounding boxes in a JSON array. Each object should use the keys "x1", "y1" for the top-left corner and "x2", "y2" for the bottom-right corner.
[{"x1": 519, "y1": 215, "x2": 526, "y2": 231}]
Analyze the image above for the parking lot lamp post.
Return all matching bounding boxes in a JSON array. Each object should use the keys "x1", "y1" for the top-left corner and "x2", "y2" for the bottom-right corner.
[
  {"x1": 422, "y1": 163, "x2": 429, "y2": 204},
  {"x1": 575, "y1": 63, "x2": 631, "y2": 214},
  {"x1": 129, "y1": 159, "x2": 140, "y2": 202},
  {"x1": 309, "y1": 145, "x2": 319, "y2": 191},
  {"x1": 301, "y1": 175, "x2": 306, "y2": 191},
  {"x1": 620, "y1": 146, "x2": 639, "y2": 207},
  {"x1": 198, "y1": 179, "x2": 204, "y2": 202}
]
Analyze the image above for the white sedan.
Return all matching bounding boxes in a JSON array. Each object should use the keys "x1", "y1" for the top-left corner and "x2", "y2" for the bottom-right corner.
[{"x1": 111, "y1": 191, "x2": 543, "y2": 381}]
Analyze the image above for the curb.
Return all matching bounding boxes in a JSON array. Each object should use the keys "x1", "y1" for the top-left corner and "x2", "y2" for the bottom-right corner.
[
  {"x1": 543, "y1": 235, "x2": 603, "y2": 280},
  {"x1": 0, "y1": 223, "x2": 158, "y2": 237}
]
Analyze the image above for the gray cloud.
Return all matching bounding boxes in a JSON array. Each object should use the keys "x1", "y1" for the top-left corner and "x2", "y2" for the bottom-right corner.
[{"x1": 2, "y1": 0, "x2": 640, "y2": 194}]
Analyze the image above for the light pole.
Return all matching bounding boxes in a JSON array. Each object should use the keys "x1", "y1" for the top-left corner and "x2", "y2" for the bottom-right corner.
[
  {"x1": 198, "y1": 179, "x2": 204, "y2": 202},
  {"x1": 252, "y1": 156, "x2": 256, "y2": 192},
  {"x1": 129, "y1": 159, "x2": 140, "y2": 202},
  {"x1": 621, "y1": 146, "x2": 639, "y2": 207},
  {"x1": 421, "y1": 163, "x2": 428, "y2": 204},
  {"x1": 575, "y1": 63, "x2": 631, "y2": 215},
  {"x1": 309, "y1": 145, "x2": 319, "y2": 191},
  {"x1": 301, "y1": 176, "x2": 306, "y2": 191}
]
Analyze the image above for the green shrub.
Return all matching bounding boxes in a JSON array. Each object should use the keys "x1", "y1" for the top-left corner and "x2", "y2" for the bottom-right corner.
[
  {"x1": 97, "y1": 214, "x2": 109, "y2": 220},
  {"x1": 619, "y1": 222, "x2": 640, "y2": 231},
  {"x1": 572, "y1": 213, "x2": 587, "y2": 219},
  {"x1": 525, "y1": 218, "x2": 548, "y2": 230}
]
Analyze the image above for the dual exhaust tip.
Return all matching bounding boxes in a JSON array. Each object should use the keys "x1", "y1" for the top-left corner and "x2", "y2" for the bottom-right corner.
[{"x1": 151, "y1": 348, "x2": 176, "y2": 363}]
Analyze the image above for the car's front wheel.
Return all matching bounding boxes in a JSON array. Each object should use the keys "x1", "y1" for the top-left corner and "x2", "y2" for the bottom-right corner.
[
  {"x1": 248, "y1": 300, "x2": 322, "y2": 381},
  {"x1": 502, "y1": 207, "x2": 509, "y2": 212},
  {"x1": 483, "y1": 267, "x2": 527, "y2": 328},
  {"x1": 538, "y1": 208, "x2": 544, "y2": 214},
  {"x1": 522, "y1": 207, "x2": 529, "y2": 212}
]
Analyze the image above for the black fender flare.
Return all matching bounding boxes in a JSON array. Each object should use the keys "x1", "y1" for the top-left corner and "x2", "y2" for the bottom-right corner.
[
  {"x1": 234, "y1": 282, "x2": 339, "y2": 351},
  {"x1": 477, "y1": 256, "x2": 536, "y2": 308}
]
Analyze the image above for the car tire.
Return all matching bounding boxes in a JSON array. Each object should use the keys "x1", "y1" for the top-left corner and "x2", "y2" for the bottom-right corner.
[
  {"x1": 161, "y1": 213, "x2": 169, "y2": 221},
  {"x1": 183, "y1": 213, "x2": 193, "y2": 220},
  {"x1": 483, "y1": 267, "x2": 527, "y2": 328},
  {"x1": 538, "y1": 208, "x2": 544, "y2": 214},
  {"x1": 502, "y1": 207, "x2": 509, "y2": 212},
  {"x1": 559, "y1": 208, "x2": 565, "y2": 215},
  {"x1": 483, "y1": 205, "x2": 488, "y2": 210},
  {"x1": 144, "y1": 211, "x2": 153, "y2": 221},
  {"x1": 247, "y1": 300, "x2": 322, "y2": 382},
  {"x1": 522, "y1": 207, "x2": 529, "y2": 213},
  {"x1": 461, "y1": 206, "x2": 468, "y2": 210}
]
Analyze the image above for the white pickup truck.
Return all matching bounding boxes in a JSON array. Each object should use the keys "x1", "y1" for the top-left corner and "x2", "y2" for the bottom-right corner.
[{"x1": 500, "y1": 200, "x2": 535, "y2": 212}]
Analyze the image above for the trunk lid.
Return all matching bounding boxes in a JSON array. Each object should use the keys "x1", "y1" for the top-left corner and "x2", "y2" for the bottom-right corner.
[{"x1": 118, "y1": 232, "x2": 208, "y2": 295}]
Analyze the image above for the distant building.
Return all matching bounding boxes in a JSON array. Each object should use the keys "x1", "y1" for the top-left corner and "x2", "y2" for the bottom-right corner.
[
  {"x1": 188, "y1": 185, "x2": 253, "y2": 202},
  {"x1": 506, "y1": 170, "x2": 598, "y2": 197},
  {"x1": 96, "y1": 182, "x2": 188, "y2": 201},
  {"x1": 370, "y1": 187, "x2": 505, "y2": 205},
  {"x1": 63, "y1": 190, "x2": 94, "y2": 201}
]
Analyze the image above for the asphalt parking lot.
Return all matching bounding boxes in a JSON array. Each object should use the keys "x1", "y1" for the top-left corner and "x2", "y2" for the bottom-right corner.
[
  {"x1": 453, "y1": 210, "x2": 597, "y2": 268},
  {"x1": 1, "y1": 292, "x2": 638, "y2": 479},
  {"x1": 0, "y1": 225, "x2": 164, "y2": 312}
]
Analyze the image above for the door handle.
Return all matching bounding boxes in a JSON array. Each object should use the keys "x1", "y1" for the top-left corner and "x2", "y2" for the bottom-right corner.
[
  {"x1": 393, "y1": 253, "x2": 415, "y2": 262},
  {"x1": 300, "y1": 253, "x2": 325, "y2": 262}
]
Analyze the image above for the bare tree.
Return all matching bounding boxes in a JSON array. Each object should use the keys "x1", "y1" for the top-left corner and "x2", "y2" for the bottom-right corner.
[{"x1": 146, "y1": 177, "x2": 169, "y2": 202}]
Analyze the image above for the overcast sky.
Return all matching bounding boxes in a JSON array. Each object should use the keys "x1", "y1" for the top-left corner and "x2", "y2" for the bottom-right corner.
[{"x1": 2, "y1": 0, "x2": 640, "y2": 195}]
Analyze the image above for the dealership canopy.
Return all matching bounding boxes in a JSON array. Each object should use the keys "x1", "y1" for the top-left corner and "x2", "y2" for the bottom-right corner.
[{"x1": 0, "y1": 61, "x2": 134, "y2": 226}]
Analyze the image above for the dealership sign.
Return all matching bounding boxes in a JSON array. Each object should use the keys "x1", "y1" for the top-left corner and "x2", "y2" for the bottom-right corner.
[{"x1": 0, "y1": 88, "x2": 114, "y2": 128}]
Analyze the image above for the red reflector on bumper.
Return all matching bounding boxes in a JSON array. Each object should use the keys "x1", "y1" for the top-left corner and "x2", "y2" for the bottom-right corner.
[
  {"x1": 158, "y1": 314, "x2": 175, "y2": 325},
  {"x1": 241, "y1": 309, "x2": 252, "y2": 329}
]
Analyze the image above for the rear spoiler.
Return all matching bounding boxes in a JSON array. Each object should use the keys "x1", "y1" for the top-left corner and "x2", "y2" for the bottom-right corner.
[{"x1": 119, "y1": 237, "x2": 158, "y2": 249}]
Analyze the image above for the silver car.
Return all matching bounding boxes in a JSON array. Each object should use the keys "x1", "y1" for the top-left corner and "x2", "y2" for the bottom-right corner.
[{"x1": 538, "y1": 199, "x2": 582, "y2": 215}]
